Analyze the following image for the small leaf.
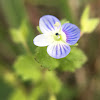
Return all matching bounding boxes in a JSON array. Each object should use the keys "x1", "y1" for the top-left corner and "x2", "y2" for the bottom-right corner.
[
  {"x1": 35, "y1": 47, "x2": 59, "y2": 70},
  {"x1": 81, "y1": 5, "x2": 90, "y2": 26},
  {"x1": 14, "y1": 55, "x2": 42, "y2": 82},
  {"x1": 81, "y1": 5, "x2": 99, "y2": 34},
  {"x1": 85, "y1": 18, "x2": 99, "y2": 33},
  {"x1": 70, "y1": 43, "x2": 78, "y2": 47},
  {"x1": 61, "y1": 19, "x2": 69, "y2": 25},
  {"x1": 58, "y1": 47, "x2": 87, "y2": 72},
  {"x1": 10, "y1": 20, "x2": 28, "y2": 44},
  {"x1": 81, "y1": 18, "x2": 99, "y2": 33}
]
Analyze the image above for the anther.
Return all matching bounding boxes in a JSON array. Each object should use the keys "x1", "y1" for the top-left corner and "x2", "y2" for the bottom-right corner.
[
  {"x1": 55, "y1": 33, "x2": 59, "y2": 35},
  {"x1": 54, "y1": 22, "x2": 60, "y2": 27}
]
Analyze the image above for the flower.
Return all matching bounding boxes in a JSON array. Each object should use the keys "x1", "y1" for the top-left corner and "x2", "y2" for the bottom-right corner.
[{"x1": 33, "y1": 15, "x2": 80, "y2": 59}]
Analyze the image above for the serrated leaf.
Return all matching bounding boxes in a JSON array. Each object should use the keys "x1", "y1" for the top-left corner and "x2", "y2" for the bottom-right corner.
[
  {"x1": 9, "y1": 89, "x2": 27, "y2": 100},
  {"x1": 81, "y1": 5, "x2": 99, "y2": 34},
  {"x1": 35, "y1": 47, "x2": 59, "y2": 70},
  {"x1": 61, "y1": 19, "x2": 69, "y2": 25},
  {"x1": 14, "y1": 55, "x2": 42, "y2": 82},
  {"x1": 10, "y1": 20, "x2": 28, "y2": 44},
  {"x1": 58, "y1": 47, "x2": 87, "y2": 72}
]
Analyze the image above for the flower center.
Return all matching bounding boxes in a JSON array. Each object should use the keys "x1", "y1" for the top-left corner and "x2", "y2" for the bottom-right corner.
[
  {"x1": 54, "y1": 33, "x2": 61, "y2": 41},
  {"x1": 53, "y1": 22, "x2": 66, "y2": 42},
  {"x1": 55, "y1": 33, "x2": 59, "y2": 35}
]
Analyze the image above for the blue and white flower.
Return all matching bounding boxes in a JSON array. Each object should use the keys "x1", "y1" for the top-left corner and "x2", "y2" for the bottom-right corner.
[{"x1": 33, "y1": 15, "x2": 80, "y2": 59}]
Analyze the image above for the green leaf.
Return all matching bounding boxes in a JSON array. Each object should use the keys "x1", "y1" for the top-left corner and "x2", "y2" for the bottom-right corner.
[
  {"x1": 70, "y1": 43, "x2": 78, "y2": 47},
  {"x1": 60, "y1": 19, "x2": 69, "y2": 25},
  {"x1": 29, "y1": 83, "x2": 47, "y2": 100},
  {"x1": 35, "y1": 47, "x2": 59, "y2": 70},
  {"x1": 10, "y1": 20, "x2": 28, "y2": 44},
  {"x1": 58, "y1": 47, "x2": 87, "y2": 72},
  {"x1": 81, "y1": 5, "x2": 90, "y2": 25},
  {"x1": 81, "y1": 5, "x2": 99, "y2": 34},
  {"x1": 14, "y1": 55, "x2": 42, "y2": 82},
  {"x1": 29, "y1": 71, "x2": 61, "y2": 100},
  {"x1": 81, "y1": 18, "x2": 99, "y2": 33},
  {"x1": 9, "y1": 89, "x2": 27, "y2": 100},
  {"x1": 44, "y1": 71, "x2": 62, "y2": 93}
]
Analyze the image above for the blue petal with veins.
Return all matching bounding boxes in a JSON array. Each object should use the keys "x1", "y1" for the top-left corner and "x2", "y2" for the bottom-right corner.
[
  {"x1": 47, "y1": 42, "x2": 70, "y2": 59},
  {"x1": 62, "y1": 23, "x2": 80, "y2": 45},
  {"x1": 39, "y1": 15, "x2": 61, "y2": 34}
]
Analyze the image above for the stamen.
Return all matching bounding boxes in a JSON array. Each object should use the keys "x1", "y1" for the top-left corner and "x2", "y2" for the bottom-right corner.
[
  {"x1": 55, "y1": 33, "x2": 59, "y2": 35},
  {"x1": 54, "y1": 22, "x2": 60, "y2": 27},
  {"x1": 54, "y1": 22, "x2": 62, "y2": 32}
]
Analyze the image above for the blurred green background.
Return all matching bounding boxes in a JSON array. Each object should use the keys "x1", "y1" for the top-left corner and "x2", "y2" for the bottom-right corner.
[{"x1": 0, "y1": 0, "x2": 100, "y2": 100}]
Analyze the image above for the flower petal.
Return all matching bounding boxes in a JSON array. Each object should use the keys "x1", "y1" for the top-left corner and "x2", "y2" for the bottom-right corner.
[
  {"x1": 47, "y1": 41, "x2": 70, "y2": 59},
  {"x1": 33, "y1": 34, "x2": 54, "y2": 47},
  {"x1": 39, "y1": 15, "x2": 61, "y2": 34},
  {"x1": 62, "y1": 23, "x2": 80, "y2": 45}
]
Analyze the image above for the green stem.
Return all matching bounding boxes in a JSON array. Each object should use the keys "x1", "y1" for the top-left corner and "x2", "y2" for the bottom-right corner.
[{"x1": 22, "y1": 41, "x2": 32, "y2": 55}]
